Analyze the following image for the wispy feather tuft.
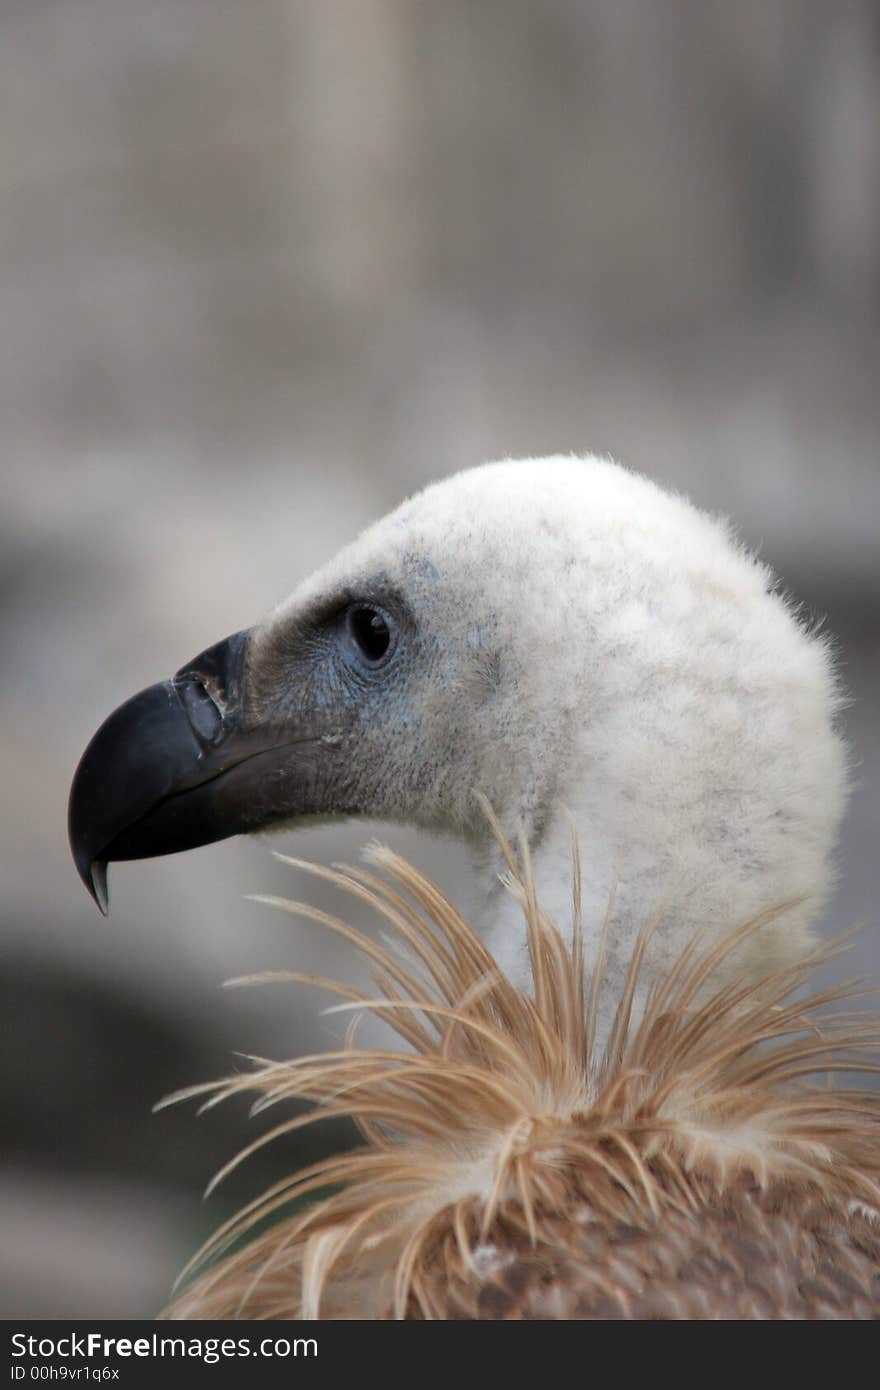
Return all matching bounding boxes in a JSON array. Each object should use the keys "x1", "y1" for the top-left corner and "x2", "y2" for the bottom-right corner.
[{"x1": 162, "y1": 830, "x2": 880, "y2": 1320}]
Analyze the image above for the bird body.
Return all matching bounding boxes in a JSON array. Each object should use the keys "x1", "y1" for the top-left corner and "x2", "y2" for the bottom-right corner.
[{"x1": 68, "y1": 455, "x2": 872, "y2": 1319}]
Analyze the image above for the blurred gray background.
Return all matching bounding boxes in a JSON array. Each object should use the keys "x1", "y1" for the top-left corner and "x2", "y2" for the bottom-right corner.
[{"x1": 2, "y1": 0, "x2": 878, "y2": 1317}]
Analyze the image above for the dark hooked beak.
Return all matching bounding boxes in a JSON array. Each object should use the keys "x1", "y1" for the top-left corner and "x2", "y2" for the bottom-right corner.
[{"x1": 69, "y1": 629, "x2": 290, "y2": 914}]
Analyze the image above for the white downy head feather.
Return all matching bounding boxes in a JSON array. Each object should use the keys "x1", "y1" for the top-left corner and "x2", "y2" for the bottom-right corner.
[{"x1": 261, "y1": 455, "x2": 848, "y2": 1047}]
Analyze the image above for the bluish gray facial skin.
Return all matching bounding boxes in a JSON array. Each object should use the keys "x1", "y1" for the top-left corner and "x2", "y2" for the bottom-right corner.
[{"x1": 68, "y1": 574, "x2": 429, "y2": 914}]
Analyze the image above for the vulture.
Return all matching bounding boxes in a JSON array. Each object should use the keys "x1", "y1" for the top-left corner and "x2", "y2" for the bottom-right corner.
[{"x1": 69, "y1": 454, "x2": 880, "y2": 1319}]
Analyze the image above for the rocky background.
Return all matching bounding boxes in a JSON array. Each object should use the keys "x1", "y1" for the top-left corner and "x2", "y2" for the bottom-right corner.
[{"x1": 2, "y1": 1, "x2": 878, "y2": 1316}]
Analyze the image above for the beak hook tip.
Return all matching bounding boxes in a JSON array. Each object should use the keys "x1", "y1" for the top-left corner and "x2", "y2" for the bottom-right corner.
[{"x1": 89, "y1": 861, "x2": 110, "y2": 917}]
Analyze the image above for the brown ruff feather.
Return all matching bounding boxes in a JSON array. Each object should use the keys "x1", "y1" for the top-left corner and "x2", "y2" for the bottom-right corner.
[{"x1": 161, "y1": 831, "x2": 880, "y2": 1320}]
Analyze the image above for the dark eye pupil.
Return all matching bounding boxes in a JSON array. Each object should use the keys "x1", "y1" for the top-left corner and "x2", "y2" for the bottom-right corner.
[{"x1": 350, "y1": 606, "x2": 391, "y2": 662}]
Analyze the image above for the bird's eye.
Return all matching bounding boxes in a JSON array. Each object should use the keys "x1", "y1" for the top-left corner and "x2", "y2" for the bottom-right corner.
[{"x1": 346, "y1": 604, "x2": 396, "y2": 667}]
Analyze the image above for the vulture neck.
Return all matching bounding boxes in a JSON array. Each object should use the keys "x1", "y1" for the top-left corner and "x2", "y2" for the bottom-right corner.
[{"x1": 465, "y1": 794, "x2": 813, "y2": 1057}]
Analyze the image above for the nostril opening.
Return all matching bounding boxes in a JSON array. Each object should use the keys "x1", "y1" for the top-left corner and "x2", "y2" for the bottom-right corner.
[{"x1": 178, "y1": 677, "x2": 224, "y2": 743}]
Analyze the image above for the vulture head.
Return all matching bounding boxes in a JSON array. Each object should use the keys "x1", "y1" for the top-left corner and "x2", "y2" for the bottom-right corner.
[{"x1": 70, "y1": 455, "x2": 848, "y2": 1046}]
